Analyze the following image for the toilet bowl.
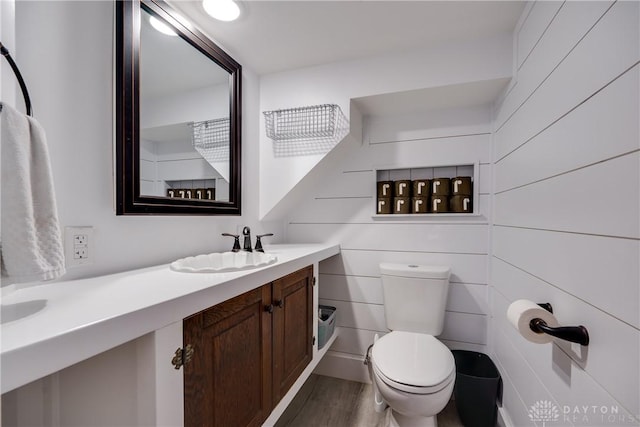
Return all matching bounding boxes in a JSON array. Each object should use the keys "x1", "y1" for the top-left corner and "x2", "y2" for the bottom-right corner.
[
  {"x1": 370, "y1": 263, "x2": 454, "y2": 427},
  {"x1": 371, "y1": 331, "x2": 455, "y2": 427}
]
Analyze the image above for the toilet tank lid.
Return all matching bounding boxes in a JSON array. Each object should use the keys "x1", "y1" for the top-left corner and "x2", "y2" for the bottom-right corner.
[{"x1": 380, "y1": 263, "x2": 450, "y2": 279}]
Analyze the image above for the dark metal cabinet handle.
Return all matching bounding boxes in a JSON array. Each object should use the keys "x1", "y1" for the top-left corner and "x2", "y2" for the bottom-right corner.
[
  {"x1": 274, "y1": 300, "x2": 284, "y2": 309},
  {"x1": 264, "y1": 304, "x2": 274, "y2": 314}
]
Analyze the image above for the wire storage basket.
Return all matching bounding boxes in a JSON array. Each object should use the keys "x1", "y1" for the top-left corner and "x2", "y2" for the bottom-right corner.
[
  {"x1": 263, "y1": 104, "x2": 349, "y2": 157},
  {"x1": 191, "y1": 117, "x2": 230, "y2": 163}
]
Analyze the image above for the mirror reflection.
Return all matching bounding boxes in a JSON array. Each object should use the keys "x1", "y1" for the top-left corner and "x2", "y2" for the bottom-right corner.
[{"x1": 139, "y1": 6, "x2": 231, "y2": 202}]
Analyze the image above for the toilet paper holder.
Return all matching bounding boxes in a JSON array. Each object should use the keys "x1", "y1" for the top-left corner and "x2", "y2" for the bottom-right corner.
[{"x1": 532, "y1": 303, "x2": 590, "y2": 346}]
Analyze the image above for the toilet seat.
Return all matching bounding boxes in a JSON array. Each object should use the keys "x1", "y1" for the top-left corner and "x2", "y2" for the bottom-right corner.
[
  {"x1": 372, "y1": 331, "x2": 455, "y2": 395},
  {"x1": 373, "y1": 361, "x2": 455, "y2": 395}
]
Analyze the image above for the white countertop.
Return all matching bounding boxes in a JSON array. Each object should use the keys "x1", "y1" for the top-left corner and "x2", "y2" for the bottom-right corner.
[{"x1": 0, "y1": 243, "x2": 340, "y2": 394}]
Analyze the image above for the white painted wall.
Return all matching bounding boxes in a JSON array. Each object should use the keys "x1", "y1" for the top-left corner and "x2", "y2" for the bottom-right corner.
[
  {"x1": 0, "y1": 0, "x2": 16, "y2": 300},
  {"x1": 140, "y1": 82, "x2": 231, "y2": 192},
  {"x1": 286, "y1": 104, "x2": 494, "y2": 382},
  {"x1": 490, "y1": 1, "x2": 639, "y2": 425},
  {"x1": 141, "y1": 137, "x2": 229, "y2": 198},
  {"x1": 264, "y1": 23, "x2": 514, "y2": 385},
  {"x1": 9, "y1": 0, "x2": 282, "y2": 285},
  {"x1": 4, "y1": 0, "x2": 638, "y2": 425},
  {"x1": 2, "y1": 1, "x2": 280, "y2": 425},
  {"x1": 140, "y1": 138, "x2": 159, "y2": 195},
  {"x1": 259, "y1": 33, "x2": 513, "y2": 221},
  {"x1": 0, "y1": 0, "x2": 16, "y2": 112},
  {"x1": 141, "y1": 83, "x2": 228, "y2": 130}
]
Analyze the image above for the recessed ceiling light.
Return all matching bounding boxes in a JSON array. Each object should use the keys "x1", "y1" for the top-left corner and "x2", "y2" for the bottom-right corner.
[
  {"x1": 149, "y1": 16, "x2": 178, "y2": 36},
  {"x1": 203, "y1": 0, "x2": 240, "y2": 22}
]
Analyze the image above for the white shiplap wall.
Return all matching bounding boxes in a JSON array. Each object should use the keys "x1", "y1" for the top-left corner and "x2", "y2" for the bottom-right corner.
[
  {"x1": 287, "y1": 106, "x2": 493, "y2": 382},
  {"x1": 140, "y1": 140, "x2": 158, "y2": 196},
  {"x1": 491, "y1": 1, "x2": 639, "y2": 425}
]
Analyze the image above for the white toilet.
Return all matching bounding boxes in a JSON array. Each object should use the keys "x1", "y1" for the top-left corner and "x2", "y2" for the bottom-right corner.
[{"x1": 370, "y1": 263, "x2": 455, "y2": 427}]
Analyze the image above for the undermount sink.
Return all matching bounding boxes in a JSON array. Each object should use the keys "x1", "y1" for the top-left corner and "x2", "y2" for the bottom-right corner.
[
  {"x1": 170, "y1": 251, "x2": 278, "y2": 273},
  {"x1": 1, "y1": 300, "x2": 48, "y2": 324}
]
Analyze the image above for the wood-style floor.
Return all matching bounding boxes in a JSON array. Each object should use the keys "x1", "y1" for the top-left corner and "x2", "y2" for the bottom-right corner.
[{"x1": 275, "y1": 374, "x2": 464, "y2": 427}]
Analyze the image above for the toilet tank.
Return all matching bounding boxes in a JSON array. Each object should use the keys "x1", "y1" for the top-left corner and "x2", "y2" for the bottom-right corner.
[{"x1": 380, "y1": 263, "x2": 451, "y2": 335}]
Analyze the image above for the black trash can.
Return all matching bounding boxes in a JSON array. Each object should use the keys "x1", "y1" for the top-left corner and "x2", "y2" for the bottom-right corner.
[{"x1": 452, "y1": 350, "x2": 501, "y2": 427}]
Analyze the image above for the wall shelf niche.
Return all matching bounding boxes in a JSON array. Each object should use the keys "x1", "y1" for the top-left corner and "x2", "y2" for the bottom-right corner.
[{"x1": 373, "y1": 162, "x2": 480, "y2": 220}]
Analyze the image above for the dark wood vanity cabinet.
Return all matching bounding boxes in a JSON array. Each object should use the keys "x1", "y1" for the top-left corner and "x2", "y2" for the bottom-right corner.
[
  {"x1": 183, "y1": 266, "x2": 314, "y2": 427},
  {"x1": 183, "y1": 285, "x2": 272, "y2": 427},
  {"x1": 272, "y1": 266, "x2": 314, "y2": 404}
]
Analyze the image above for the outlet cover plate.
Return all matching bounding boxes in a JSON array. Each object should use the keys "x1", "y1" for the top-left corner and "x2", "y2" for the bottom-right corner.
[{"x1": 65, "y1": 226, "x2": 94, "y2": 267}]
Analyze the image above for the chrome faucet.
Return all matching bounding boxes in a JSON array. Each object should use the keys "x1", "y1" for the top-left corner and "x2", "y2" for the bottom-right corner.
[{"x1": 242, "y1": 226, "x2": 252, "y2": 252}]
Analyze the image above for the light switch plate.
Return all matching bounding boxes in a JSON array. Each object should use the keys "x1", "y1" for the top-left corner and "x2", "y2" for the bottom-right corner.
[{"x1": 65, "y1": 226, "x2": 94, "y2": 267}]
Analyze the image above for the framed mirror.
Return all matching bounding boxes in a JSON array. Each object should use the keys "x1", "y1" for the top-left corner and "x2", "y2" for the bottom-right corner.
[{"x1": 116, "y1": 0, "x2": 241, "y2": 215}]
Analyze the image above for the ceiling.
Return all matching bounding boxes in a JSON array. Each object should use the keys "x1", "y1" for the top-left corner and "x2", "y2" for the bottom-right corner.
[
  {"x1": 141, "y1": 122, "x2": 192, "y2": 144},
  {"x1": 170, "y1": 1, "x2": 526, "y2": 75},
  {"x1": 140, "y1": 8, "x2": 229, "y2": 99}
]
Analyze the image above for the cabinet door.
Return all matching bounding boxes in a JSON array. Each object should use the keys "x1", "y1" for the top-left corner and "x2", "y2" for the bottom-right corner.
[
  {"x1": 272, "y1": 265, "x2": 314, "y2": 404},
  {"x1": 183, "y1": 285, "x2": 272, "y2": 427}
]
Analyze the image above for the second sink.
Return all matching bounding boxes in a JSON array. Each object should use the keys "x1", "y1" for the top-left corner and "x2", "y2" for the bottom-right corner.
[{"x1": 170, "y1": 251, "x2": 278, "y2": 273}]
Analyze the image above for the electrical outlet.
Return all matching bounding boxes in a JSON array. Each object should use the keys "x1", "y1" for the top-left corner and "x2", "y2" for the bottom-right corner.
[
  {"x1": 65, "y1": 226, "x2": 94, "y2": 267},
  {"x1": 74, "y1": 247, "x2": 88, "y2": 260}
]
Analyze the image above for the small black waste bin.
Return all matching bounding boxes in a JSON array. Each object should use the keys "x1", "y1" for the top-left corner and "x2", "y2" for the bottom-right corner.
[{"x1": 452, "y1": 350, "x2": 501, "y2": 427}]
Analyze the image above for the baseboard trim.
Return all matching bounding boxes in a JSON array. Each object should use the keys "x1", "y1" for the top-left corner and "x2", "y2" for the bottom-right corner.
[
  {"x1": 313, "y1": 351, "x2": 371, "y2": 383},
  {"x1": 497, "y1": 405, "x2": 514, "y2": 427}
]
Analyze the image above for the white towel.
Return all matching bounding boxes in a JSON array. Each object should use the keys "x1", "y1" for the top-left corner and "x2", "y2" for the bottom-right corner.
[{"x1": 1, "y1": 102, "x2": 65, "y2": 283}]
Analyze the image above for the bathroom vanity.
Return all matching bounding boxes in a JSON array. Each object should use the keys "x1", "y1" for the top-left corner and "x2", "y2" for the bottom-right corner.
[
  {"x1": 183, "y1": 265, "x2": 314, "y2": 426},
  {"x1": 1, "y1": 244, "x2": 340, "y2": 426}
]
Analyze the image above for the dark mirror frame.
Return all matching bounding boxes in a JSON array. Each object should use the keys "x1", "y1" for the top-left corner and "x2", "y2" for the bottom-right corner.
[{"x1": 115, "y1": 0, "x2": 241, "y2": 215}]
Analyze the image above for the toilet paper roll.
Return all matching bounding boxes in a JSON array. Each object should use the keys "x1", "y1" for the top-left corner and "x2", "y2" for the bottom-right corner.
[
  {"x1": 507, "y1": 299, "x2": 560, "y2": 344},
  {"x1": 377, "y1": 198, "x2": 392, "y2": 214}
]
